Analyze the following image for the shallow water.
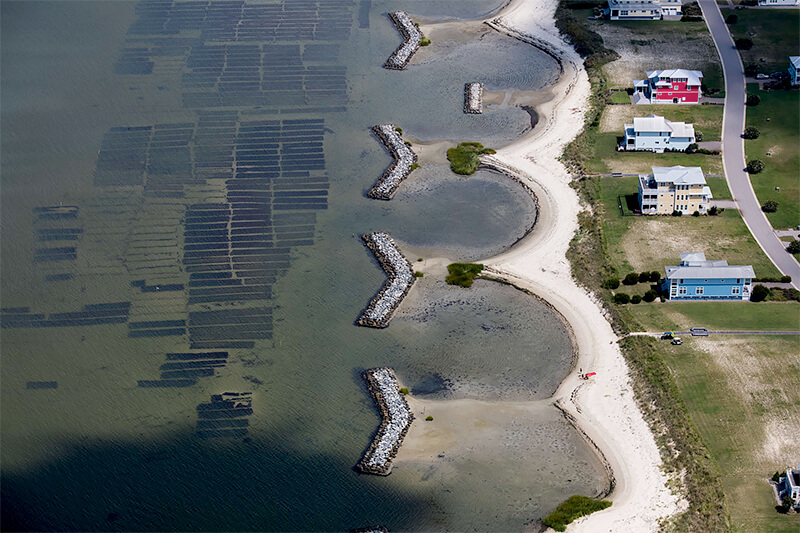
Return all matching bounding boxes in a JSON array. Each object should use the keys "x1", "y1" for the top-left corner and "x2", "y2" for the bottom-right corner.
[{"x1": 1, "y1": 1, "x2": 607, "y2": 531}]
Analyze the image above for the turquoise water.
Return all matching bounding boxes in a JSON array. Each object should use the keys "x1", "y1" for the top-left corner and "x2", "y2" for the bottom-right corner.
[{"x1": 1, "y1": 1, "x2": 608, "y2": 530}]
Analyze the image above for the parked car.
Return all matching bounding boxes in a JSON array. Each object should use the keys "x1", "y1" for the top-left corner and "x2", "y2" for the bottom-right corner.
[
  {"x1": 671, "y1": 338, "x2": 683, "y2": 345},
  {"x1": 661, "y1": 332, "x2": 674, "y2": 340},
  {"x1": 756, "y1": 73, "x2": 769, "y2": 79}
]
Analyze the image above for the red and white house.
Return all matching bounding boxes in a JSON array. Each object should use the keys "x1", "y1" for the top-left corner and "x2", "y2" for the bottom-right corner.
[{"x1": 633, "y1": 69, "x2": 703, "y2": 104}]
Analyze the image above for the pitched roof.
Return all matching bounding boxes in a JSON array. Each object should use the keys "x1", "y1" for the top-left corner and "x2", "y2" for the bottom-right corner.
[
  {"x1": 680, "y1": 252, "x2": 706, "y2": 263},
  {"x1": 632, "y1": 115, "x2": 695, "y2": 137},
  {"x1": 665, "y1": 264, "x2": 755, "y2": 280},
  {"x1": 652, "y1": 165, "x2": 706, "y2": 185},
  {"x1": 791, "y1": 56, "x2": 800, "y2": 69},
  {"x1": 646, "y1": 69, "x2": 704, "y2": 85}
]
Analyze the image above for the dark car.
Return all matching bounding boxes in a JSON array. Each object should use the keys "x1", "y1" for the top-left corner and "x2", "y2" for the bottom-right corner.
[{"x1": 671, "y1": 338, "x2": 683, "y2": 345}]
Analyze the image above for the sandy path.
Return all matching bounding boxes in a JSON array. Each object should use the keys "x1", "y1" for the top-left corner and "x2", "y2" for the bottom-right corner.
[{"x1": 397, "y1": 0, "x2": 687, "y2": 531}]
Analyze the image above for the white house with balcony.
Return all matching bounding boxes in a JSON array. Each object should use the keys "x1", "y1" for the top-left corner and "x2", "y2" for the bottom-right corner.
[
  {"x1": 623, "y1": 115, "x2": 695, "y2": 152},
  {"x1": 638, "y1": 165, "x2": 712, "y2": 215}
]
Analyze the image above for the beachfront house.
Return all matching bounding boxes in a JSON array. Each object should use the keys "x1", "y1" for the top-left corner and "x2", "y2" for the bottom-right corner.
[
  {"x1": 790, "y1": 56, "x2": 800, "y2": 86},
  {"x1": 758, "y1": 0, "x2": 799, "y2": 5},
  {"x1": 778, "y1": 464, "x2": 800, "y2": 507},
  {"x1": 633, "y1": 69, "x2": 703, "y2": 104},
  {"x1": 638, "y1": 165, "x2": 712, "y2": 215},
  {"x1": 623, "y1": 114, "x2": 695, "y2": 152},
  {"x1": 661, "y1": 253, "x2": 754, "y2": 301},
  {"x1": 607, "y1": 0, "x2": 681, "y2": 19}
]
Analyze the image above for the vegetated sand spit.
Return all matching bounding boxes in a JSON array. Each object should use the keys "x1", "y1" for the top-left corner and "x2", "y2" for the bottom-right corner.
[{"x1": 400, "y1": 0, "x2": 688, "y2": 530}]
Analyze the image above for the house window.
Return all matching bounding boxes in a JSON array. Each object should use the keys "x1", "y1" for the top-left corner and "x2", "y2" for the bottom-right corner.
[
  {"x1": 736, "y1": 279, "x2": 740, "y2": 284},
  {"x1": 679, "y1": 279, "x2": 684, "y2": 283},
  {"x1": 679, "y1": 287, "x2": 688, "y2": 295},
  {"x1": 732, "y1": 286, "x2": 741, "y2": 295},
  {"x1": 621, "y1": 10, "x2": 628, "y2": 14},
  {"x1": 696, "y1": 287, "x2": 704, "y2": 295}
]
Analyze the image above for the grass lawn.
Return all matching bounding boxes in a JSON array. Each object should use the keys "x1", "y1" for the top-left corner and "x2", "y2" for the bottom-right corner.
[
  {"x1": 586, "y1": 132, "x2": 723, "y2": 175},
  {"x1": 599, "y1": 103, "x2": 724, "y2": 141},
  {"x1": 628, "y1": 300, "x2": 800, "y2": 331},
  {"x1": 744, "y1": 85, "x2": 800, "y2": 229},
  {"x1": 728, "y1": 9, "x2": 800, "y2": 75},
  {"x1": 596, "y1": 175, "x2": 782, "y2": 277},
  {"x1": 659, "y1": 335, "x2": 800, "y2": 533}
]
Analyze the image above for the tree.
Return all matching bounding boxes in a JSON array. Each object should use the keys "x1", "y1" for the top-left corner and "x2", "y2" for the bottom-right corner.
[
  {"x1": 744, "y1": 63, "x2": 760, "y2": 77},
  {"x1": 672, "y1": 210, "x2": 683, "y2": 217},
  {"x1": 649, "y1": 271, "x2": 661, "y2": 282},
  {"x1": 725, "y1": 13, "x2": 738, "y2": 24},
  {"x1": 747, "y1": 159, "x2": 765, "y2": 174},
  {"x1": 631, "y1": 294, "x2": 642, "y2": 304},
  {"x1": 643, "y1": 290, "x2": 658, "y2": 302},
  {"x1": 746, "y1": 94, "x2": 760, "y2": 106},
  {"x1": 743, "y1": 126, "x2": 760, "y2": 139},
  {"x1": 614, "y1": 293, "x2": 630, "y2": 304},
  {"x1": 787, "y1": 239, "x2": 800, "y2": 254},
  {"x1": 638, "y1": 271, "x2": 650, "y2": 283},
  {"x1": 750, "y1": 284, "x2": 770, "y2": 302},
  {"x1": 623, "y1": 272, "x2": 640, "y2": 285},
  {"x1": 603, "y1": 278, "x2": 620, "y2": 289},
  {"x1": 762, "y1": 200, "x2": 779, "y2": 213},
  {"x1": 772, "y1": 471, "x2": 782, "y2": 483},
  {"x1": 780, "y1": 496, "x2": 795, "y2": 513},
  {"x1": 735, "y1": 38, "x2": 753, "y2": 50},
  {"x1": 708, "y1": 205, "x2": 719, "y2": 216},
  {"x1": 695, "y1": 131, "x2": 703, "y2": 142}
]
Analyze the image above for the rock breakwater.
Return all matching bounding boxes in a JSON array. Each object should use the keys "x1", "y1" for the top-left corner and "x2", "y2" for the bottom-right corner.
[
  {"x1": 464, "y1": 83, "x2": 483, "y2": 114},
  {"x1": 357, "y1": 232, "x2": 415, "y2": 328},
  {"x1": 368, "y1": 125, "x2": 417, "y2": 200},
  {"x1": 356, "y1": 367, "x2": 414, "y2": 476},
  {"x1": 384, "y1": 11, "x2": 422, "y2": 70}
]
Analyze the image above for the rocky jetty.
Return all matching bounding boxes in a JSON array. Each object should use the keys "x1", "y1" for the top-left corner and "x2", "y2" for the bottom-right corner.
[
  {"x1": 464, "y1": 83, "x2": 483, "y2": 114},
  {"x1": 356, "y1": 368, "x2": 414, "y2": 476},
  {"x1": 384, "y1": 11, "x2": 422, "y2": 70},
  {"x1": 368, "y1": 125, "x2": 417, "y2": 200},
  {"x1": 357, "y1": 232, "x2": 415, "y2": 328}
]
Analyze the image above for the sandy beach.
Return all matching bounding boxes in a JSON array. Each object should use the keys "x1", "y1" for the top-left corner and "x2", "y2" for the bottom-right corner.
[{"x1": 396, "y1": 0, "x2": 687, "y2": 530}]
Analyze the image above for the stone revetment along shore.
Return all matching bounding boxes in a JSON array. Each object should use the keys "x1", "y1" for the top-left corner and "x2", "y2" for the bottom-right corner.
[
  {"x1": 356, "y1": 367, "x2": 414, "y2": 476},
  {"x1": 367, "y1": 124, "x2": 418, "y2": 200},
  {"x1": 356, "y1": 232, "x2": 415, "y2": 328},
  {"x1": 464, "y1": 82, "x2": 483, "y2": 114},
  {"x1": 383, "y1": 11, "x2": 422, "y2": 70}
]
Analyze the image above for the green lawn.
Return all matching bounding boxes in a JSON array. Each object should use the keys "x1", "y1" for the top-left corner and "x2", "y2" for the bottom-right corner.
[
  {"x1": 659, "y1": 335, "x2": 800, "y2": 533},
  {"x1": 744, "y1": 85, "x2": 800, "y2": 229},
  {"x1": 629, "y1": 300, "x2": 800, "y2": 331},
  {"x1": 587, "y1": 132, "x2": 723, "y2": 175},
  {"x1": 729, "y1": 9, "x2": 800, "y2": 75},
  {"x1": 609, "y1": 91, "x2": 631, "y2": 104},
  {"x1": 596, "y1": 175, "x2": 782, "y2": 278},
  {"x1": 599, "y1": 103, "x2": 724, "y2": 141}
]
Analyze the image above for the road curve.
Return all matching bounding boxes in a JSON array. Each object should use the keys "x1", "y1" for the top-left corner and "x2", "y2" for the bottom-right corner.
[{"x1": 698, "y1": 0, "x2": 800, "y2": 288}]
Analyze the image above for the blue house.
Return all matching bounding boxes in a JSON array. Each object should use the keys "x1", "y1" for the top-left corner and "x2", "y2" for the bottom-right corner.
[{"x1": 661, "y1": 253, "x2": 755, "y2": 301}]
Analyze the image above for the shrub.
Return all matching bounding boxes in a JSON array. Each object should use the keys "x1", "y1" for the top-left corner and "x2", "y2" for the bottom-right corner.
[
  {"x1": 735, "y1": 38, "x2": 753, "y2": 50},
  {"x1": 708, "y1": 205, "x2": 719, "y2": 216},
  {"x1": 399, "y1": 387, "x2": 409, "y2": 395},
  {"x1": 649, "y1": 271, "x2": 660, "y2": 282},
  {"x1": 425, "y1": 415, "x2": 433, "y2": 421},
  {"x1": 445, "y1": 263, "x2": 484, "y2": 287},
  {"x1": 614, "y1": 293, "x2": 631, "y2": 304},
  {"x1": 746, "y1": 94, "x2": 760, "y2": 107},
  {"x1": 672, "y1": 210, "x2": 683, "y2": 217},
  {"x1": 747, "y1": 159, "x2": 764, "y2": 174},
  {"x1": 404, "y1": 140, "x2": 412, "y2": 147},
  {"x1": 414, "y1": 271, "x2": 424, "y2": 278},
  {"x1": 446, "y1": 142, "x2": 496, "y2": 175},
  {"x1": 772, "y1": 471, "x2": 782, "y2": 483},
  {"x1": 417, "y1": 257, "x2": 423, "y2": 262},
  {"x1": 780, "y1": 275, "x2": 792, "y2": 283},
  {"x1": 419, "y1": 36, "x2": 431, "y2": 47},
  {"x1": 686, "y1": 143, "x2": 699, "y2": 153},
  {"x1": 692, "y1": 210, "x2": 701, "y2": 217},
  {"x1": 743, "y1": 126, "x2": 760, "y2": 139},
  {"x1": 643, "y1": 290, "x2": 658, "y2": 302},
  {"x1": 623, "y1": 272, "x2": 639, "y2": 285},
  {"x1": 542, "y1": 495, "x2": 612, "y2": 532},
  {"x1": 725, "y1": 13, "x2": 738, "y2": 24},
  {"x1": 750, "y1": 284, "x2": 770, "y2": 302},
  {"x1": 410, "y1": 162, "x2": 420, "y2": 171},
  {"x1": 631, "y1": 295, "x2": 642, "y2": 304},
  {"x1": 681, "y1": 15, "x2": 703, "y2": 22},
  {"x1": 602, "y1": 278, "x2": 620, "y2": 289},
  {"x1": 695, "y1": 131, "x2": 703, "y2": 142},
  {"x1": 744, "y1": 64, "x2": 760, "y2": 77},
  {"x1": 787, "y1": 240, "x2": 800, "y2": 255},
  {"x1": 394, "y1": 126, "x2": 402, "y2": 134},
  {"x1": 638, "y1": 271, "x2": 650, "y2": 283},
  {"x1": 761, "y1": 200, "x2": 778, "y2": 213}
]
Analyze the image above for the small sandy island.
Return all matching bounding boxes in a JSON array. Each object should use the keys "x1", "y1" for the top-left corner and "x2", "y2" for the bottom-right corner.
[{"x1": 394, "y1": 0, "x2": 688, "y2": 531}]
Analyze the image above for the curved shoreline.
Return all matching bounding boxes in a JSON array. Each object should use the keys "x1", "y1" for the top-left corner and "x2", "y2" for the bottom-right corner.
[{"x1": 397, "y1": 0, "x2": 685, "y2": 531}]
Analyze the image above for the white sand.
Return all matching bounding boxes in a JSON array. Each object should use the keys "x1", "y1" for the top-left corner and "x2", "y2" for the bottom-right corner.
[
  {"x1": 399, "y1": 0, "x2": 688, "y2": 531},
  {"x1": 481, "y1": 0, "x2": 688, "y2": 530}
]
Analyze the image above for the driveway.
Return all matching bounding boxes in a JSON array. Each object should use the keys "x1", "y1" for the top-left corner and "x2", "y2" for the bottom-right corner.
[{"x1": 698, "y1": 0, "x2": 800, "y2": 288}]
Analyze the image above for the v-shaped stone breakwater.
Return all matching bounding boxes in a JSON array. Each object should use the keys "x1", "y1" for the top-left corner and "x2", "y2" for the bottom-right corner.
[
  {"x1": 356, "y1": 367, "x2": 414, "y2": 476},
  {"x1": 383, "y1": 11, "x2": 422, "y2": 70},
  {"x1": 357, "y1": 232, "x2": 415, "y2": 328},
  {"x1": 464, "y1": 83, "x2": 483, "y2": 114},
  {"x1": 367, "y1": 125, "x2": 418, "y2": 200}
]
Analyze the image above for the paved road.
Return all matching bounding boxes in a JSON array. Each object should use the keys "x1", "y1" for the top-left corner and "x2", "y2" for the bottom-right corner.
[{"x1": 698, "y1": 0, "x2": 800, "y2": 289}]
